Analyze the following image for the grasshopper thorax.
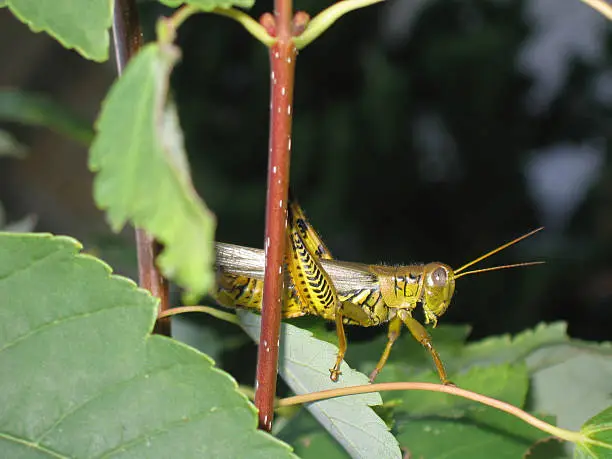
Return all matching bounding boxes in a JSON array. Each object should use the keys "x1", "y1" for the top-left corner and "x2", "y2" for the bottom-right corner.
[
  {"x1": 420, "y1": 262, "x2": 455, "y2": 327},
  {"x1": 375, "y1": 262, "x2": 456, "y2": 327}
]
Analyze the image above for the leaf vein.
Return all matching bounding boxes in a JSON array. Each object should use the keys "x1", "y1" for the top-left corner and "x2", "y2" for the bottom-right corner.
[{"x1": 0, "y1": 303, "x2": 146, "y2": 354}]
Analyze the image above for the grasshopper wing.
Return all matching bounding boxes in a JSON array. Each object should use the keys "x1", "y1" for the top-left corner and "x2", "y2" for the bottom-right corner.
[
  {"x1": 215, "y1": 242, "x2": 265, "y2": 280},
  {"x1": 320, "y1": 259, "x2": 379, "y2": 296},
  {"x1": 216, "y1": 242, "x2": 379, "y2": 294}
]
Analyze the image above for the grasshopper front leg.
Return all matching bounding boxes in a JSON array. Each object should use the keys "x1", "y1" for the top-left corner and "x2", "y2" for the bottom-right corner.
[
  {"x1": 398, "y1": 309, "x2": 452, "y2": 385},
  {"x1": 369, "y1": 316, "x2": 403, "y2": 382}
]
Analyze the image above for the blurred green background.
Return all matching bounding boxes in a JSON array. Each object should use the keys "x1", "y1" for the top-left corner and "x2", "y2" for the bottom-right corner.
[{"x1": 0, "y1": 0, "x2": 610, "y2": 377}]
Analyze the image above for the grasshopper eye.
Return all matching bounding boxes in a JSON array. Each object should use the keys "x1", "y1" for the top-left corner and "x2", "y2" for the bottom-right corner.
[{"x1": 430, "y1": 267, "x2": 448, "y2": 287}]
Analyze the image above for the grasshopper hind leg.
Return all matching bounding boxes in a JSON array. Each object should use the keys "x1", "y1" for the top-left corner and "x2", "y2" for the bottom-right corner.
[{"x1": 329, "y1": 308, "x2": 347, "y2": 381}]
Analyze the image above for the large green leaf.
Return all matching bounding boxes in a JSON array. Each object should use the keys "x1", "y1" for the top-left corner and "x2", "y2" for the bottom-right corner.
[
  {"x1": 527, "y1": 342, "x2": 612, "y2": 433},
  {"x1": 1, "y1": 0, "x2": 111, "y2": 61},
  {"x1": 89, "y1": 43, "x2": 216, "y2": 297},
  {"x1": 239, "y1": 311, "x2": 402, "y2": 459},
  {"x1": 395, "y1": 364, "x2": 552, "y2": 459},
  {"x1": 0, "y1": 90, "x2": 94, "y2": 145},
  {"x1": 338, "y1": 321, "x2": 568, "y2": 385},
  {"x1": 525, "y1": 438, "x2": 569, "y2": 459},
  {"x1": 160, "y1": 0, "x2": 255, "y2": 11},
  {"x1": 457, "y1": 322, "x2": 569, "y2": 372},
  {"x1": 334, "y1": 323, "x2": 472, "y2": 379},
  {"x1": 279, "y1": 409, "x2": 351, "y2": 459},
  {"x1": 0, "y1": 233, "x2": 294, "y2": 458},
  {"x1": 364, "y1": 321, "x2": 612, "y2": 458},
  {"x1": 381, "y1": 363, "x2": 528, "y2": 417},
  {"x1": 576, "y1": 406, "x2": 612, "y2": 458}
]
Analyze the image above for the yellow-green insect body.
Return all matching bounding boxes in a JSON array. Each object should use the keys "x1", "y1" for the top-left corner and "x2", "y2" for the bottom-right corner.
[{"x1": 214, "y1": 198, "x2": 542, "y2": 383}]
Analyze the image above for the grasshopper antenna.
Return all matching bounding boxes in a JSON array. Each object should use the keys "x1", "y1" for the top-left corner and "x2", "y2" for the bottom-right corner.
[{"x1": 454, "y1": 227, "x2": 544, "y2": 279}]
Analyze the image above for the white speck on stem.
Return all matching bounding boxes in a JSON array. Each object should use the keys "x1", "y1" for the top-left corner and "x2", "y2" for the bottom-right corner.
[
  {"x1": 271, "y1": 71, "x2": 275, "y2": 81},
  {"x1": 278, "y1": 266, "x2": 282, "y2": 274},
  {"x1": 287, "y1": 56, "x2": 292, "y2": 64},
  {"x1": 281, "y1": 87, "x2": 286, "y2": 96},
  {"x1": 279, "y1": 199, "x2": 283, "y2": 208},
  {"x1": 272, "y1": 166, "x2": 277, "y2": 173},
  {"x1": 277, "y1": 107, "x2": 281, "y2": 113},
  {"x1": 287, "y1": 138, "x2": 292, "y2": 151},
  {"x1": 287, "y1": 105, "x2": 291, "y2": 115},
  {"x1": 275, "y1": 51, "x2": 280, "y2": 59}
]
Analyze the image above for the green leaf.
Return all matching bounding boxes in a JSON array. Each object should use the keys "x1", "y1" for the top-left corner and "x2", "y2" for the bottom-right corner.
[
  {"x1": 343, "y1": 324, "x2": 472, "y2": 377},
  {"x1": 395, "y1": 364, "x2": 551, "y2": 459},
  {"x1": 292, "y1": 430, "x2": 350, "y2": 459},
  {"x1": 524, "y1": 438, "x2": 569, "y2": 459},
  {"x1": 455, "y1": 322, "x2": 569, "y2": 372},
  {"x1": 279, "y1": 409, "x2": 351, "y2": 459},
  {"x1": 239, "y1": 311, "x2": 402, "y2": 459},
  {"x1": 397, "y1": 414, "x2": 553, "y2": 459},
  {"x1": 2, "y1": 0, "x2": 111, "y2": 61},
  {"x1": 341, "y1": 321, "x2": 567, "y2": 384},
  {"x1": 576, "y1": 406, "x2": 612, "y2": 458},
  {"x1": 171, "y1": 315, "x2": 244, "y2": 363},
  {"x1": 89, "y1": 43, "x2": 216, "y2": 297},
  {"x1": 527, "y1": 342, "x2": 612, "y2": 433},
  {"x1": 0, "y1": 90, "x2": 94, "y2": 145},
  {"x1": 160, "y1": 0, "x2": 255, "y2": 12},
  {"x1": 0, "y1": 233, "x2": 294, "y2": 458},
  {"x1": 385, "y1": 363, "x2": 528, "y2": 417}
]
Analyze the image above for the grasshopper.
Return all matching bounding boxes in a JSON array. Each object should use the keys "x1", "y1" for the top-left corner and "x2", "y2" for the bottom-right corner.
[{"x1": 214, "y1": 198, "x2": 543, "y2": 384}]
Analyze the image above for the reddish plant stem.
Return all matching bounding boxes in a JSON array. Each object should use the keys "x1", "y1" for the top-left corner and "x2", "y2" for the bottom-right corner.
[
  {"x1": 137, "y1": 234, "x2": 170, "y2": 335},
  {"x1": 254, "y1": 8, "x2": 297, "y2": 431},
  {"x1": 112, "y1": 0, "x2": 143, "y2": 67},
  {"x1": 112, "y1": 0, "x2": 171, "y2": 336}
]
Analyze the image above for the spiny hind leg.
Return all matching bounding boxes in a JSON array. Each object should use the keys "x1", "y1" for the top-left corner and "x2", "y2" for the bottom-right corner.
[
  {"x1": 369, "y1": 316, "x2": 402, "y2": 382},
  {"x1": 399, "y1": 310, "x2": 453, "y2": 385},
  {"x1": 329, "y1": 300, "x2": 378, "y2": 382},
  {"x1": 329, "y1": 306, "x2": 347, "y2": 382}
]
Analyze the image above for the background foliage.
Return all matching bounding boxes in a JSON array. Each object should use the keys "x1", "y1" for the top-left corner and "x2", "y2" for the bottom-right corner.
[{"x1": 0, "y1": 0, "x2": 611, "y2": 456}]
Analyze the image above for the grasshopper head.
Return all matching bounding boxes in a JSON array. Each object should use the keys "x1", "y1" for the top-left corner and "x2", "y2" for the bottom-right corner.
[{"x1": 421, "y1": 262, "x2": 455, "y2": 327}]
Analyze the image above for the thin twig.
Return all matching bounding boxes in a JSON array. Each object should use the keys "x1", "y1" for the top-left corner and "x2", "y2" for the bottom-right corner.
[
  {"x1": 278, "y1": 382, "x2": 599, "y2": 446},
  {"x1": 112, "y1": 0, "x2": 171, "y2": 336},
  {"x1": 158, "y1": 305, "x2": 240, "y2": 325}
]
